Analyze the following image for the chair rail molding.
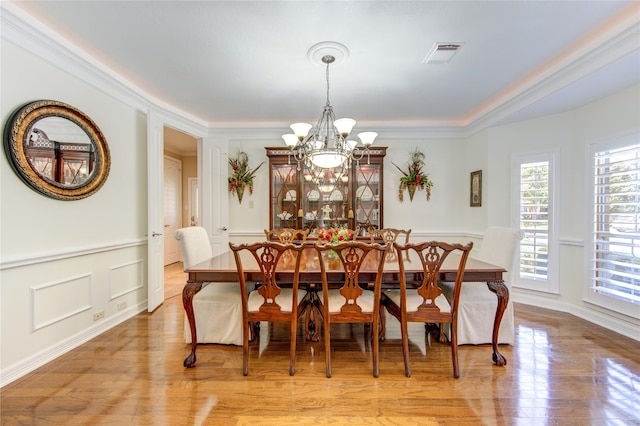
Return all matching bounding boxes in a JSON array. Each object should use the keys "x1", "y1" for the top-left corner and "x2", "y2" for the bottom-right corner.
[{"x1": 0, "y1": 238, "x2": 147, "y2": 270}]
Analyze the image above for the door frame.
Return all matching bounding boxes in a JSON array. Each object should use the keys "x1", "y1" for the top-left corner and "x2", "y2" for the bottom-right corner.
[
  {"x1": 188, "y1": 177, "x2": 198, "y2": 227},
  {"x1": 163, "y1": 154, "x2": 182, "y2": 265},
  {"x1": 147, "y1": 110, "x2": 223, "y2": 311},
  {"x1": 147, "y1": 111, "x2": 165, "y2": 312}
]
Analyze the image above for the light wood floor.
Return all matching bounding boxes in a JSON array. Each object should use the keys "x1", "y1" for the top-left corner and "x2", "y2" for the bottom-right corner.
[
  {"x1": 164, "y1": 261, "x2": 185, "y2": 299},
  {"x1": 1, "y1": 266, "x2": 639, "y2": 425}
]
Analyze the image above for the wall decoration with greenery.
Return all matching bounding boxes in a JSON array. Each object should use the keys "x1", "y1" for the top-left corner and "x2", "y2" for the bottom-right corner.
[
  {"x1": 228, "y1": 150, "x2": 263, "y2": 204},
  {"x1": 392, "y1": 148, "x2": 434, "y2": 202}
]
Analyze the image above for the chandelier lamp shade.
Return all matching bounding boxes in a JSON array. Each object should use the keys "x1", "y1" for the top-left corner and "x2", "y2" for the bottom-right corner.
[{"x1": 282, "y1": 42, "x2": 377, "y2": 170}]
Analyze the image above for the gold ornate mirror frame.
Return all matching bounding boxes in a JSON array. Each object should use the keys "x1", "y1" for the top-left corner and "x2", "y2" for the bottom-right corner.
[{"x1": 3, "y1": 100, "x2": 110, "y2": 200}]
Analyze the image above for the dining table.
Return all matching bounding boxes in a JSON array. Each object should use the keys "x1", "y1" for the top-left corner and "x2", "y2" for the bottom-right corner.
[{"x1": 181, "y1": 244, "x2": 509, "y2": 369}]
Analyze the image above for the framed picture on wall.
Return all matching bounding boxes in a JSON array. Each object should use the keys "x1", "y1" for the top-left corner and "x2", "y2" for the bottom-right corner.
[{"x1": 470, "y1": 170, "x2": 482, "y2": 207}]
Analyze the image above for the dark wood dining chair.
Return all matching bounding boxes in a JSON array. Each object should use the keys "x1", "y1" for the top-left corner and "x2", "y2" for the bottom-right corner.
[
  {"x1": 315, "y1": 241, "x2": 389, "y2": 378},
  {"x1": 229, "y1": 241, "x2": 307, "y2": 376},
  {"x1": 381, "y1": 241, "x2": 473, "y2": 378},
  {"x1": 367, "y1": 227, "x2": 411, "y2": 338},
  {"x1": 264, "y1": 228, "x2": 309, "y2": 244},
  {"x1": 368, "y1": 228, "x2": 411, "y2": 244}
]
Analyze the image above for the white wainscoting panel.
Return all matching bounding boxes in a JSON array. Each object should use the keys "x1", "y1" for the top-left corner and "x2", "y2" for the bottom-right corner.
[
  {"x1": 30, "y1": 273, "x2": 92, "y2": 332},
  {"x1": 108, "y1": 259, "x2": 144, "y2": 300}
]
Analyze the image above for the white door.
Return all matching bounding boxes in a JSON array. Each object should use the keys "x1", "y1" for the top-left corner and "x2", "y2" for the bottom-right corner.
[
  {"x1": 188, "y1": 177, "x2": 199, "y2": 226},
  {"x1": 147, "y1": 111, "x2": 165, "y2": 312},
  {"x1": 163, "y1": 155, "x2": 182, "y2": 265},
  {"x1": 201, "y1": 134, "x2": 229, "y2": 255}
]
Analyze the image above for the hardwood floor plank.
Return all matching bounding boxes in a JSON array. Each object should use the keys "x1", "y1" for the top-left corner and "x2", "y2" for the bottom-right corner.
[
  {"x1": 235, "y1": 416, "x2": 439, "y2": 425},
  {"x1": 1, "y1": 267, "x2": 639, "y2": 425}
]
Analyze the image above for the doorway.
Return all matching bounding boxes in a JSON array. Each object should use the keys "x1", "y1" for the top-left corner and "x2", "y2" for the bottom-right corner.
[
  {"x1": 163, "y1": 155, "x2": 182, "y2": 265},
  {"x1": 163, "y1": 126, "x2": 198, "y2": 267}
]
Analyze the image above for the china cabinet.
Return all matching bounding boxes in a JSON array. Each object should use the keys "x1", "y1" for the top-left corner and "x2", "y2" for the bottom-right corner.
[
  {"x1": 266, "y1": 147, "x2": 386, "y2": 235},
  {"x1": 26, "y1": 128, "x2": 95, "y2": 185}
]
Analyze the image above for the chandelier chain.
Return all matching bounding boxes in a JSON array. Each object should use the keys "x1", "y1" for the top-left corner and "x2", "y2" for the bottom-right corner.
[{"x1": 325, "y1": 60, "x2": 331, "y2": 107}]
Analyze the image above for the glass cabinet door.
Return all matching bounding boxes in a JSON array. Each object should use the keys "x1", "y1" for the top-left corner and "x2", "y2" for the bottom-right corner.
[
  {"x1": 59, "y1": 144, "x2": 95, "y2": 185},
  {"x1": 301, "y1": 167, "x2": 349, "y2": 232},
  {"x1": 271, "y1": 162, "x2": 298, "y2": 229},
  {"x1": 354, "y1": 161, "x2": 382, "y2": 233}
]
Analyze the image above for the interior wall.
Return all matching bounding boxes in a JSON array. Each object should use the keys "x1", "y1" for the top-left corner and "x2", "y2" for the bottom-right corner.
[
  {"x1": 226, "y1": 137, "x2": 468, "y2": 242},
  {"x1": 0, "y1": 38, "x2": 148, "y2": 383},
  {"x1": 459, "y1": 130, "x2": 489, "y2": 234},
  {"x1": 226, "y1": 141, "x2": 271, "y2": 236},
  {"x1": 483, "y1": 83, "x2": 640, "y2": 337}
]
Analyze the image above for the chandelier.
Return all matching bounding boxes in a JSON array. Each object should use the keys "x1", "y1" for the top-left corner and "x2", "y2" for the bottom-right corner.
[
  {"x1": 303, "y1": 166, "x2": 348, "y2": 194},
  {"x1": 282, "y1": 43, "x2": 377, "y2": 171}
]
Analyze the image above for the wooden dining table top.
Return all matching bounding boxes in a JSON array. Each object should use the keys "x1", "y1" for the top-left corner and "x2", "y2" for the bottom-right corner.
[{"x1": 185, "y1": 245, "x2": 506, "y2": 283}]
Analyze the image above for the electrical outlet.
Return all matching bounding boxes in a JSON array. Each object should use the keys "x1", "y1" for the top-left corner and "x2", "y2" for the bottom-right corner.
[
  {"x1": 117, "y1": 301, "x2": 127, "y2": 311},
  {"x1": 93, "y1": 311, "x2": 104, "y2": 321},
  {"x1": 249, "y1": 200, "x2": 254, "y2": 208}
]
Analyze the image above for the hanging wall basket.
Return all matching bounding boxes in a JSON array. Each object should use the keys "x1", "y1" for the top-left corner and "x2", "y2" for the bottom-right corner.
[
  {"x1": 235, "y1": 184, "x2": 245, "y2": 204},
  {"x1": 393, "y1": 148, "x2": 434, "y2": 203},
  {"x1": 228, "y1": 150, "x2": 263, "y2": 204}
]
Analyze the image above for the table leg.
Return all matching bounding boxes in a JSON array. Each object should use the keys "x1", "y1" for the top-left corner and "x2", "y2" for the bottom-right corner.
[
  {"x1": 486, "y1": 280, "x2": 508, "y2": 367},
  {"x1": 304, "y1": 292, "x2": 321, "y2": 342},
  {"x1": 182, "y1": 280, "x2": 203, "y2": 368},
  {"x1": 379, "y1": 307, "x2": 386, "y2": 342}
]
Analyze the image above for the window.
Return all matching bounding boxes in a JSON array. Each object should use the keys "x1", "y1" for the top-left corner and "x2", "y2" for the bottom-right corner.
[
  {"x1": 587, "y1": 136, "x2": 640, "y2": 318},
  {"x1": 512, "y1": 151, "x2": 559, "y2": 293},
  {"x1": 520, "y1": 161, "x2": 549, "y2": 281}
]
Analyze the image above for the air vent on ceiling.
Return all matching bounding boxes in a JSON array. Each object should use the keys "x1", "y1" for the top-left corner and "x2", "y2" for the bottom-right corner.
[{"x1": 422, "y1": 42, "x2": 465, "y2": 64}]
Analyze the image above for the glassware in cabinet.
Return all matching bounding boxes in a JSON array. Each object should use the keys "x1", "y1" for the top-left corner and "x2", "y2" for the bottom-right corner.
[
  {"x1": 270, "y1": 160, "x2": 298, "y2": 229},
  {"x1": 266, "y1": 147, "x2": 386, "y2": 233}
]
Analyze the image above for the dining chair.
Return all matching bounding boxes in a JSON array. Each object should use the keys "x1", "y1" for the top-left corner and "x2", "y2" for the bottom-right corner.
[
  {"x1": 315, "y1": 241, "x2": 389, "y2": 378},
  {"x1": 174, "y1": 227, "x2": 244, "y2": 346},
  {"x1": 229, "y1": 241, "x2": 307, "y2": 376},
  {"x1": 439, "y1": 227, "x2": 522, "y2": 345},
  {"x1": 381, "y1": 241, "x2": 473, "y2": 378},
  {"x1": 264, "y1": 228, "x2": 309, "y2": 244},
  {"x1": 368, "y1": 228, "x2": 411, "y2": 244},
  {"x1": 367, "y1": 227, "x2": 411, "y2": 339}
]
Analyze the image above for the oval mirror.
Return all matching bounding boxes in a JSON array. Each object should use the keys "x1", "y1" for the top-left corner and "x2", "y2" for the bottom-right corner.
[{"x1": 3, "y1": 100, "x2": 110, "y2": 200}]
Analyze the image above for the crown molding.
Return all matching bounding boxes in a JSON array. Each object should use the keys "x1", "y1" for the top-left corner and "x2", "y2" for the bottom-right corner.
[
  {"x1": 1, "y1": 2, "x2": 208, "y2": 136},
  {"x1": 2, "y1": 1, "x2": 638, "y2": 141},
  {"x1": 464, "y1": 8, "x2": 640, "y2": 136}
]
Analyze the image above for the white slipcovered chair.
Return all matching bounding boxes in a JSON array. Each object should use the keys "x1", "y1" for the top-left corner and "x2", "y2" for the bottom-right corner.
[
  {"x1": 174, "y1": 227, "x2": 243, "y2": 346},
  {"x1": 440, "y1": 227, "x2": 522, "y2": 345}
]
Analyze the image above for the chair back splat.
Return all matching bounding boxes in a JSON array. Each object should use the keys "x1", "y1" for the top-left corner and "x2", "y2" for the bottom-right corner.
[
  {"x1": 368, "y1": 228, "x2": 411, "y2": 245},
  {"x1": 264, "y1": 228, "x2": 309, "y2": 244},
  {"x1": 381, "y1": 241, "x2": 473, "y2": 378},
  {"x1": 229, "y1": 241, "x2": 307, "y2": 376},
  {"x1": 315, "y1": 241, "x2": 390, "y2": 378}
]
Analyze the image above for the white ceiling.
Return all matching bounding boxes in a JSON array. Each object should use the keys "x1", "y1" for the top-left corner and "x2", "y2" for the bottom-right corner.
[{"x1": 8, "y1": 1, "x2": 640, "y2": 155}]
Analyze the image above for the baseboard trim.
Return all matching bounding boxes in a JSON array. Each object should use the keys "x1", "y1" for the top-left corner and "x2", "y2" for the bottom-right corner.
[
  {"x1": 0, "y1": 301, "x2": 147, "y2": 388},
  {"x1": 513, "y1": 293, "x2": 639, "y2": 342}
]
